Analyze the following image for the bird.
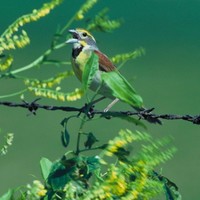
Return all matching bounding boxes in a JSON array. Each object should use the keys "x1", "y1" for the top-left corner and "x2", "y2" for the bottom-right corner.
[{"x1": 66, "y1": 28, "x2": 161, "y2": 124}]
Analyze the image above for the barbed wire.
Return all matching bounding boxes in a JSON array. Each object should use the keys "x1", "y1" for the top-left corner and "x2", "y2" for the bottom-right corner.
[{"x1": 0, "y1": 99, "x2": 200, "y2": 125}]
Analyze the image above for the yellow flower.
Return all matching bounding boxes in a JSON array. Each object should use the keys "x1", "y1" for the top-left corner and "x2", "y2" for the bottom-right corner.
[
  {"x1": 37, "y1": 189, "x2": 47, "y2": 197},
  {"x1": 76, "y1": 12, "x2": 84, "y2": 20},
  {"x1": 131, "y1": 190, "x2": 139, "y2": 199},
  {"x1": 58, "y1": 94, "x2": 65, "y2": 101}
]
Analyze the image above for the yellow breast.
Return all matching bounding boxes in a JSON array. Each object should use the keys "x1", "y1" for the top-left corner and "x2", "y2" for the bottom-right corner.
[{"x1": 72, "y1": 50, "x2": 92, "y2": 81}]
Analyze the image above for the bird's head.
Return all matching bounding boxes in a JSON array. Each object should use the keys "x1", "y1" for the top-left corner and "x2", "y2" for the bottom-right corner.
[{"x1": 66, "y1": 28, "x2": 97, "y2": 50}]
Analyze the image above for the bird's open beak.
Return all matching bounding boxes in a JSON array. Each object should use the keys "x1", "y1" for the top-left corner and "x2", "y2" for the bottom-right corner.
[
  {"x1": 66, "y1": 29, "x2": 79, "y2": 44},
  {"x1": 66, "y1": 38, "x2": 78, "y2": 44}
]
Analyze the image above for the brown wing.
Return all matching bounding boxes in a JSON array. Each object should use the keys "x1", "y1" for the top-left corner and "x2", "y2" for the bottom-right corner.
[{"x1": 94, "y1": 50, "x2": 117, "y2": 72}]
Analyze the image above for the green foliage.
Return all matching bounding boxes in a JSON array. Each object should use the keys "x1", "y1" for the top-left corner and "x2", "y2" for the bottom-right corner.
[
  {"x1": 40, "y1": 157, "x2": 53, "y2": 180},
  {"x1": 26, "y1": 180, "x2": 47, "y2": 199},
  {"x1": 111, "y1": 48, "x2": 145, "y2": 65},
  {"x1": 102, "y1": 71, "x2": 143, "y2": 108},
  {"x1": 0, "y1": 1, "x2": 181, "y2": 200},
  {"x1": 154, "y1": 171, "x2": 182, "y2": 200},
  {"x1": 0, "y1": 129, "x2": 178, "y2": 199},
  {"x1": 2, "y1": 0, "x2": 62, "y2": 36},
  {"x1": 0, "y1": 0, "x2": 124, "y2": 101},
  {"x1": 82, "y1": 53, "x2": 99, "y2": 92},
  {"x1": 115, "y1": 115, "x2": 147, "y2": 128},
  {"x1": 0, "y1": 0, "x2": 63, "y2": 73},
  {"x1": 84, "y1": 132, "x2": 99, "y2": 149},
  {"x1": 87, "y1": 8, "x2": 121, "y2": 32},
  {"x1": 80, "y1": 50, "x2": 144, "y2": 108},
  {"x1": 0, "y1": 189, "x2": 13, "y2": 200},
  {"x1": 60, "y1": 117, "x2": 71, "y2": 147},
  {"x1": 45, "y1": 155, "x2": 101, "y2": 198},
  {"x1": 24, "y1": 70, "x2": 85, "y2": 102},
  {"x1": 81, "y1": 129, "x2": 177, "y2": 200}
]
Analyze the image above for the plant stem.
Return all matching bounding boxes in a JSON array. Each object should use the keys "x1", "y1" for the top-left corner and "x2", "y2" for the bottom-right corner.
[
  {"x1": 3, "y1": 42, "x2": 66, "y2": 77},
  {"x1": 59, "y1": 0, "x2": 89, "y2": 35},
  {"x1": 0, "y1": 0, "x2": 91, "y2": 78},
  {"x1": 0, "y1": 89, "x2": 27, "y2": 99},
  {"x1": 60, "y1": 15, "x2": 76, "y2": 35},
  {"x1": 0, "y1": 0, "x2": 79, "y2": 77},
  {"x1": 117, "y1": 60, "x2": 127, "y2": 70},
  {"x1": 76, "y1": 115, "x2": 87, "y2": 155},
  {"x1": 10, "y1": 54, "x2": 47, "y2": 75},
  {"x1": 79, "y1": 146, "x2": 103, "y2": 153}
]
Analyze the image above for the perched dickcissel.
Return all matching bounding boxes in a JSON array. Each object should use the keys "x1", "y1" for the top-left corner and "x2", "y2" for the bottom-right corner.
[{"x1": 66, "y1": 28, "x2": 161, "y2": 124}]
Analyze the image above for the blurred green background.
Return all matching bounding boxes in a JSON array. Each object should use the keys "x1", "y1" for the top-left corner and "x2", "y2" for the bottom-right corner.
[{"x1": 0, "y1": 0, "x2": 200, "y2": 199}]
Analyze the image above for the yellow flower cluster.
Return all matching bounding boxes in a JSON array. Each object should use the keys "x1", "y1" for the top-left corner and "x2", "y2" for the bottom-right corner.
[
  {"x1": 111, "y1": 48, "x2": 145, "y2": 64},
  {"x1": 0, "y1": 0, "x2": 62, "y2": 54},
  {"x1": 27, "y1": 180, "x2": 47, "y2": 198},
  {"x1": 24, "y1": 70, "x2": 74, "y2": 89},
  {"x1": 87, "y1": 8, "x2": 121, "y2": 32},
  {"x1": 76, "y1": 0, "x2": 98, "y2": 20},
  {"x1": 81, "y1": 130, "x2": 174, "y2": 199},
  {"x1": 66, "y1": 88, "x2": 84, "y2": 101},
  {"x1": 100, "y1": 131, "x2": 148, "y2": 199},
  {"x1": 0, "y1": 55, "x2": 13, "y2": 71},
  {"x1": 28, "y1": 87, "x2": 83, "y2": 102},
  {"x1": 64, "y1": 182, "x2": 77, "y2": 199},
  {"x1": 0, "y1": 133, "x2": 14, "y2": 156},
  {"x1": 104, "y1": 165, "x2": 127, "y2": 196},
  {"x1": 128, "y1": 166, "x2": 148, "y2": 199},
  {"x1": 105, "y1": 129, "x2": 134, "y2": 157},
  {"x1": 84, "y1": 162, "x2": 149, "y2": 200},
  {"x1": 0, "y1": 30, "x2": 30, "y2": 53},
  {"x1": 2, "y1": 0, "x2": 62, "y2": 38}
]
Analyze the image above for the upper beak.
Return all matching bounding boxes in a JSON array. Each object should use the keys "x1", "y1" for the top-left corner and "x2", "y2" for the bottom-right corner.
[
  {"x1": 68, "y1": 29, "x2": 77, "y2": 35},
  {"x1": 66, "y1": 29, "x2": 79, "y2": 44}
]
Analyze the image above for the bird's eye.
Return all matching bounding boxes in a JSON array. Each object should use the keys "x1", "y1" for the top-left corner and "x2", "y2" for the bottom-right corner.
[{"x1": 82, "y1": 32, "x2": 87, "y2": 37}]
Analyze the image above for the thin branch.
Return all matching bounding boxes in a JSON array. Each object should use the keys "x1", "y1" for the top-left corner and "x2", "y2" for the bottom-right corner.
[
  {"x1": 0, "y1": 89, "x2": 27, "y2": 99},
  {"x1": 0, "y1": 42, "x2": 66, "y2": 78},
  {"x1": 0, "y1": 100, "x2": 200, "y2": 125},
  {"x1": 79, "y1": 145, "x2": 106, "y2": 153}
]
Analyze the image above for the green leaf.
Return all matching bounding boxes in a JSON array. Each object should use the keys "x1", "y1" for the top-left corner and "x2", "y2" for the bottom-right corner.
[
  {"x1": 87, "y1": 156, "x2": 101, "y2": 172},
  {"x1": 47, "y1": 156, "x2": 91, "y2": 191},
  {"x1": 164, "y1": 177, "x2": 182, "y2": 200},
  {"x1": 84, "y1": 132, "x2": 99, "y2": 149},
  {"x1": 113, "y1": 147, "x2": 130, "y2": 162},
  {"x1": 47, "y1": 160, "x2": 71, "y2": 191},
  {"x1": 0, "y1": 189, "x2": 13, "y2": 200},
  {"x1": 60, "y1": 117, "x2": 71, "y2": 148},
  {"x1": 61, "y1": 130, "x2": 70, "y2": 148},
  {"x1": 101, "y1": 71, "x2": 143, "y2": 108},
  {"x1": 101, "y1": 112, "x2": 146, "y2": 129},
  {"x1": 40, "y1": 157, "x2": 53, "y2": 180},
  {"x1": 119, "y1": 116, "x2": 146, "y2": 128},
  {"x1": 82, "y1": 52, "x2": 99, "y2": 92}
]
